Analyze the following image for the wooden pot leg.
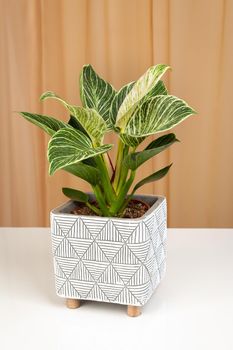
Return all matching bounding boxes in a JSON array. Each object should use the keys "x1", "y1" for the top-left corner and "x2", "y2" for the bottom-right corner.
[
  {"x1": 127, "y1": 305, "x2": 141, "y2": 317},
  {"x1": 66, "y1": 298, "x2": 81, "y2": 309}
]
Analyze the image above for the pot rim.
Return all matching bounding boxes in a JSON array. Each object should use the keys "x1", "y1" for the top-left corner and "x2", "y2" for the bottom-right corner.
[{"x1": 51, "y1": 193, "x2": 166, "y2": 222}]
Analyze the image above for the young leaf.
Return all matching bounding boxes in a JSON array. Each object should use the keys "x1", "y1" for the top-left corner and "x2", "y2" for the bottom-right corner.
[
  {"x1": 110, "y1": 81, "x2": 135, "y2": 125},
  {"x1": 80, "y1": 64, "x2": 116, "y2": 129},
  {"x1": 62, "y1": 187, "x2": 89, "y2": 202},
  {"x1": 125, "y1": 95, "x2": 196, "y2": 137},
  {"x1": 116, "y1": 81, "x2": 167, "y2": 147},
  {"x1": 48, "y1": 128, "x2": 113, "y2": 175},
  {"x1": 140, "y1": 80, "x2": 168, "y2": 105},
  {"x1": 19, "y1": 112, "x2": 70, "y2": 136},
  {"x1": 124, "y1": 134, "x2": 178, "y2": 170},
  {"x1": 64, "y1": 163, "x2": 100, "y2": 186},
  {"x1": 40, "y1": 91, "x2": 108, "y2": 143},
  {"x1": 133, "y1": 164, "x2": 172, "y2": 192},
  {"x1": 116, "y1": 64, "x2": 170, "y2": 130}
]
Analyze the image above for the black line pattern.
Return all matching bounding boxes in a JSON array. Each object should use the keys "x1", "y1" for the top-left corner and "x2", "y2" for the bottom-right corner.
[{"x1": 50, "y1": 198, "x2": 167, "y2": 306}]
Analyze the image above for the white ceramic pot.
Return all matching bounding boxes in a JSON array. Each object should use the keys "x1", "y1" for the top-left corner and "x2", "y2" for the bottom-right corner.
[{"x1": 50, "y1": 194, "x2": 167, "y2": 310}]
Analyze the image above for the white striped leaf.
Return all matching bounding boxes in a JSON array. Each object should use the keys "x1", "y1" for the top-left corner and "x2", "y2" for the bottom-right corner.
[
  {"x1": 140, "y1": 80, "x2": 168, "y2": 105},
  {"x1": 40, "y1": 91, "x2": 64, "y2": 102},
  {"x1": 125, "y1": 95, "x2": 196, "y2": 137},
  {"x1": 119, "y1": 133, "x2": 145, "y2": 148},
  {"x1": 111, "y1": 81, "x2": 167, "y2": 128},
  {"x1": 116, "y1": 64, "x2": 170, "y2": 130},
  {"x1": 40, "y1": 91, "x2": 107, "y2": 143},
  {"x1": 80, "y1": 64, "x2": 116, "y2": 129},
  {"x1": 63, "y1": 163, "x2": 100, "y2": 185},
  {"x1": 69, "y1": 106, "x2": 108, "y2": 144},
  {"x1": 116, "y1": 81, "x2": 167, "y2": 147},
  {"x1": 110, "y1": 81, "x2": 145, "y2": 147},
  {"x1": 19, "y1": 112, "x2": 70, "y2": 136},
  {"x1": 124, "y1": 134, "x2": 178, "y2": 170},
  {"x1": 110, "y1": 81, "x2": 135, "y2": 126},
  {"x1": 133, "y1": 164, "x2": 172, "y2": 192},
  {"x1": 117, "y1": 81, "x2": 167, "y2": 147},
  {"x1": 48, "y1": 128, "x2": 113, "y2": 175},
  {"x1": 68, "y1": 115, "x2": 90, "y2": 139}
]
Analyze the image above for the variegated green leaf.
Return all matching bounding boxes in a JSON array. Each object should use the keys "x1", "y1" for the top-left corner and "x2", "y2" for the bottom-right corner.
[
  {"x1": 68, "y1": 107, "x2": 108, "y2": 144},
  {"x1": 80, "y1": 64, "x2": 116, "y2": 129},
  {"x1": 48, "y1": 128, "x2": 112, "y2": 175},
  {"x1": 116, "y1": 64, "x2": 170, "y2": 130},
  {"x1": 110, "y1": 81, "x2": 135, "y2": 126},
  {"x1": 124, "y1": 134, "x2": 178, "y2": 170},
  {"x1": 40, "y1": 91, "x2": 64, "y2": 103},
  {"x1": 125, "y1": 95, "x2": 196, "y2": 137},
  {"x1": 117, "y1": 81, "x2": 167, "y2": 147},
  {"x1": 40, "y1": 91, "x2": 108, "y2": 143},
  {"x1": 140, "y1": 80, "x2": 168, "y2": 105},
  {"x1": 67, "y1": 117, "x2": 99, "y2": 166},
  {"x1": 119, "y1": 133, "x2": 145, "y2": 148},
  {"x1": 68, "y1": 115, "x2": 90, "y2": 139},
  {"x1": 19, "y1": 112, "x2": 70, "y2": 137},
  {"x1": 133, "y1": 164, "x2": 172, "y2": 192},
  {"x1": 62, "y1": 188, "x2": 89, "y2": 203},
  {"x1": 64, "y1": 163, "x2": 100, "y2": 185}
]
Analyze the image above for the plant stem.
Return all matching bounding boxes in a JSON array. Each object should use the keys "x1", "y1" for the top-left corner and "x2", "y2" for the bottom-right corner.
[
  {"x1": 103, "y1": 152, "x2": 113, "y2": 178},
  {"x1": 93, "y1": 185, "x2": 110, "y2": 216},
  {"x1": 112, "y1": 139, "x2": 124, "y2": 191},
  {"x1": 115, "y1": 145, "x2": 135, "y2": 195},
  {"x1": 109, "y1": 170, "x2": 136, "y2": 216},
  {"x1": 118, "y1": 191, "x2": 135, "y2": 216},
  {"x1": 86, "y1": 201, "x2": 102, "y2": 216},
  {"x1": 95, "y1": 155, "x2": 116, "y2": 204},
  {"x1": 116, "y1": 164, "x2": 128, "y2": 195},
  {"x1": 113, "y1": 139, "x2": 129, "y2": 192},
  {"x1": 106, "y1": 153, "x2": 114, "y2": 174}
]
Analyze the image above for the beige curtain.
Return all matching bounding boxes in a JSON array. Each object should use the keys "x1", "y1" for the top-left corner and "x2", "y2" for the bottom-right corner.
[{"x1": 0, "y1": 0, "x2": 232, "y2": 227}]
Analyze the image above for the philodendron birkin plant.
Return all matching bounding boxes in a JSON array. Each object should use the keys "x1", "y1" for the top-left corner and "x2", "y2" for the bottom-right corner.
[{"x1": 19, "y1": 64, "x2": 196, "y2": 218}]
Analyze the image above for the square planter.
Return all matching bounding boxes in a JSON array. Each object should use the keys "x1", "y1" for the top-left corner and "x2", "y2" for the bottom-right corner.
[{"x1": 50, "y1": 194, "x2": 167, "y2": 315}]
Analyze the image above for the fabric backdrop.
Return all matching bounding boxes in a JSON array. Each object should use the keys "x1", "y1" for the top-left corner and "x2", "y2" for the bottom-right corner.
[{"x1": 0, "y1": 0, "x2": 232, "y2": 227}]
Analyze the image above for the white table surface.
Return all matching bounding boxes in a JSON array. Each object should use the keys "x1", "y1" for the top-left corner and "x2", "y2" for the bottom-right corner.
[{"x1": 0, "y1": 228, "x2": 232, "y2": 350}]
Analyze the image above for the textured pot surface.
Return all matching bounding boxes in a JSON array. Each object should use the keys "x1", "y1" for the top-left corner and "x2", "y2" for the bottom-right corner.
[{"x1": 50, "y1": 194, "x2": 167, "y2": 306}]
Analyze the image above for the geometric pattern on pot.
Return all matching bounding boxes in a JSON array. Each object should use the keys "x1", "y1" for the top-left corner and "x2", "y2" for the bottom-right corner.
[{"x1": 50, "y1": 196, "x2": 167, "y2": 306}]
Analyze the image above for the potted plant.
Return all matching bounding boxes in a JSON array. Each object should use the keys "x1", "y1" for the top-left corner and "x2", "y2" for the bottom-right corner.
[{"x1": 19, "y1": 64, "x2": 196, "y2": 316}]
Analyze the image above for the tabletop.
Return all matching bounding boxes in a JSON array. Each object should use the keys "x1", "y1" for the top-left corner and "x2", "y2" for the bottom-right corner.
[{"x1": 0, "y1": 228, "x2": 232, "y2": 350}]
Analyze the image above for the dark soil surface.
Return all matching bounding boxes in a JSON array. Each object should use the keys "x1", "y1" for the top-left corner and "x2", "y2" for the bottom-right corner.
[{"x1": 70, "y1": 199, "x2": 150, "y2": 219}]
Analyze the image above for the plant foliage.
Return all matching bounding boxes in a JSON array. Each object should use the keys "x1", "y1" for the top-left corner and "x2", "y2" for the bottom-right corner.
[{"x1": 19, "y1": 64, "x2": 196, "y2": 217}]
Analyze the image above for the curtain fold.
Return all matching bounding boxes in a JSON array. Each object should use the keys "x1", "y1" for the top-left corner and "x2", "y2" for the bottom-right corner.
[{"x1": 0, "y1": 0, "x2": 232, "y2": 227}]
